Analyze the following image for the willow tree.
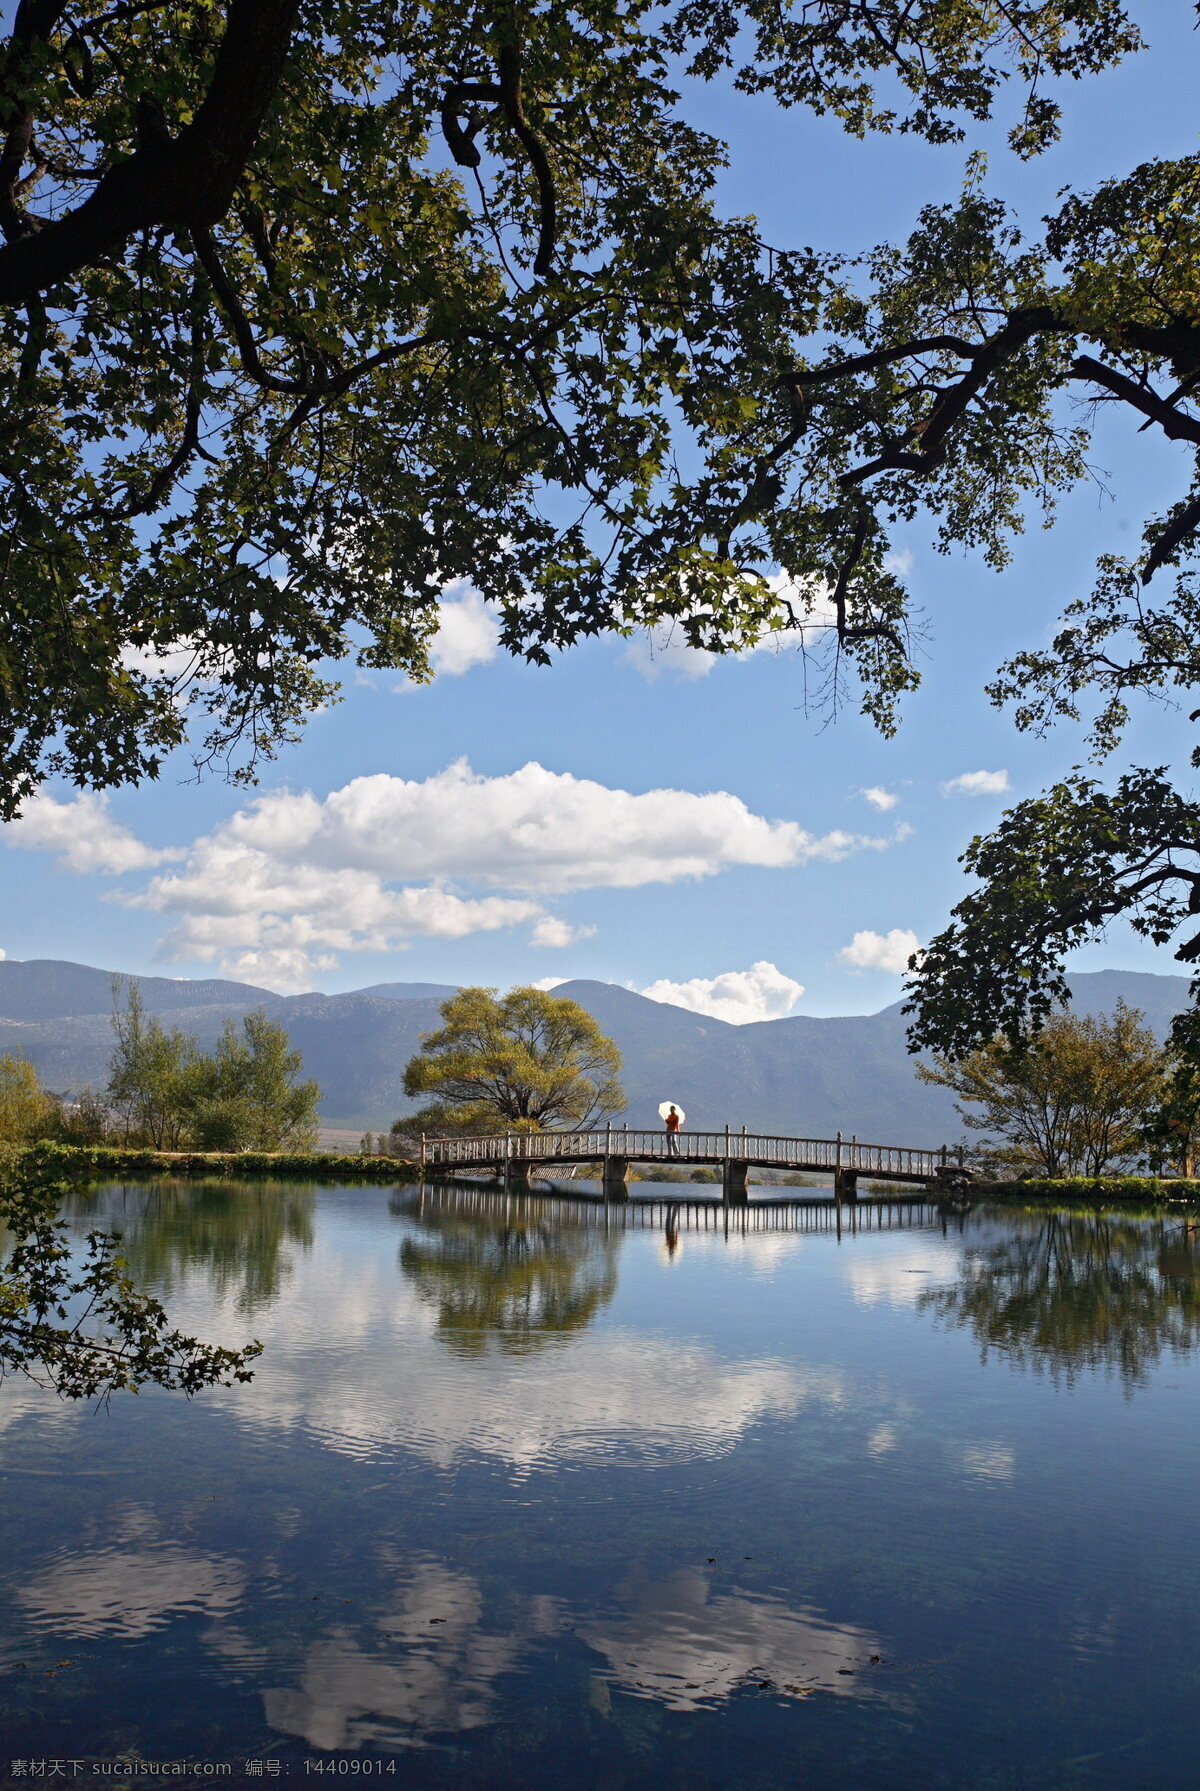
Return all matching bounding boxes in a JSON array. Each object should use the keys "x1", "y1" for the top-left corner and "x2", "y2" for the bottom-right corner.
[{"x1": 400, "y1": 985, "x2": 624, "y2": 1134}]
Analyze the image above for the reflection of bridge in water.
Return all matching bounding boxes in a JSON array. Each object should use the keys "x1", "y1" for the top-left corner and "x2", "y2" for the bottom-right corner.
[
  {"x1": 421, "y1": 1127, "x2": 967, "y2": 1199},
  {"x1": 408, "y1": 1181, "x2": 964, "y2": 1238}
]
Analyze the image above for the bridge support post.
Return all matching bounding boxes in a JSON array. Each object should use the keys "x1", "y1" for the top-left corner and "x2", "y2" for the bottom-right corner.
[
  {"x1": 834, "y1": 1168, "x2": 858, "y2": 1201},
  {"x1": 505, "y1": 1157, "x2": 532, "y2": 1191},
  {"x1": 603, "y1": 1155, "x2": 630, "y2": 1200},
  {"x1": 930, "y1": 1164, "x2": 971, "y2": 1200},
  {"x1": 723, "y1": 1159, "x2": 749, "y2": 1201}
]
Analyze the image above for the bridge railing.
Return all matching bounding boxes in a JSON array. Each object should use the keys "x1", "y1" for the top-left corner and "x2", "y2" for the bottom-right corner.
[{"x1": 421, "y1": 1128, "x2": 959, "y2": 1179}]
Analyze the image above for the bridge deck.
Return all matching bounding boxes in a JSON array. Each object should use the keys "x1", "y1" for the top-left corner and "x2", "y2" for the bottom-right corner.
[{"x1": 422, "y1": 1127, "x2": 962, "y2": 1186}]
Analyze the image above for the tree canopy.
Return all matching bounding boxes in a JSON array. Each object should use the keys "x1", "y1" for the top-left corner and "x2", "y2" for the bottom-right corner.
[
  {"x1": 918, "y1": 1000, "x2": 1163, "y2": 1178},
  {"x1": 107, "y1": 980, "x2": 320, "y2": 1149},
  {"x1": 0, "y1": 0, "x2": 1146, "y2": 815},
  {"x1": 400, "y1": 984, "x2": 625, "y2": 1133},
  {"x1": 0, "y1": 1048, "x2": 58, "y2": 1143}
]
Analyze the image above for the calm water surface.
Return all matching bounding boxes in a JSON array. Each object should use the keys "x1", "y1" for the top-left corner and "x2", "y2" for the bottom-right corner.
[{"x1": 3, "y1": 1179, "x2": 1200, "y2": 1788}]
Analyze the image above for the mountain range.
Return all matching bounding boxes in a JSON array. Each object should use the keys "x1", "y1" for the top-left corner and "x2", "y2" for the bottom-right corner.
[{"x1": 0, "y1": 958, "x2": 1189, "y2": 1146}]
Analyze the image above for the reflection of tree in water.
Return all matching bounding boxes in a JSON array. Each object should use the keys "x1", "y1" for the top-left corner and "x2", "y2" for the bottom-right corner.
[
  {"x1": 395, "y1": 1191, "x2": 620, "y2": 1356},
  {"x1": 61, "y1": 1179, "x2": 315, "y2": 1315},
  {"x1": 920, "y1": 1211, "x2": 1200, "y2": 1387}
]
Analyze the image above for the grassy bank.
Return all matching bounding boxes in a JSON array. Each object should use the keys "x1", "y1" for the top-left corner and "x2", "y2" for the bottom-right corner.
[
  {"x1": 23, "y1": 1141, "x2": 421, "y2": 1183},
  {"x1": 979, "y1": 1176, "x2": 1200, "y2": 1204}
]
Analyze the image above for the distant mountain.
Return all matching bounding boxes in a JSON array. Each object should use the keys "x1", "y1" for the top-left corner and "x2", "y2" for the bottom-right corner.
[
  {"x1": 0, "y1": 957, "x2": 274, "y2": 1022},
  {"x1": 0, "y1": 958, "x2": 1189, "y2": 1141},
  {"x1": 350, "y1": 982, "x2": 460, "y2": 1002}
]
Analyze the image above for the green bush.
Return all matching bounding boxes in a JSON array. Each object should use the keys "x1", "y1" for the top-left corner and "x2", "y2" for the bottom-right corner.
[{"x1": 20, "y1": 1142, "x2": 420, "y2": 1184}]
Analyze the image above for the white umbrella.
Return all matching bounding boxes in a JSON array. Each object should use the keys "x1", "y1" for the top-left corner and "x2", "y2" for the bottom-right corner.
[{"x1": 657, "y1": 1101, "x2": 685, "y2": 1124}]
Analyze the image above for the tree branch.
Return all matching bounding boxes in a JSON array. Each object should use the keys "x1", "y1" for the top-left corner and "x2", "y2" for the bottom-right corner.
[
  {"x1": 496, "y1": 42, "x2": 557, "y2": 277},
  {"x1": 1071, "y1": 353, "x2": 1200, "y2": 449},
  {"x1": 0, "y1": 0, "x2": 71, "y2": 240},
  {"x1": 0, "y1": 0, "x2": 300, "y2": 305},
  {"x1": 1142, "y1": 491, "x2": 1200, "y2": 586},
  {"x1": 785, "y1": 333, "x2": 980, "y2": 392},
  {"x1": 839, "y1": 307, "x2": 1063, "y2": 488}
]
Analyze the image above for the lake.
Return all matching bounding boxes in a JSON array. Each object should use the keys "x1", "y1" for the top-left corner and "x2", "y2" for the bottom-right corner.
[{"x1": 3, "y1": 1178, "x2": 1200, "y2": 1788}]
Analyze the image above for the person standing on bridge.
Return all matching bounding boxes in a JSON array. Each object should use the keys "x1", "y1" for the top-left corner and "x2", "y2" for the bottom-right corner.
[{"x1": 665, "y1": 1105, "x2": 681, "y2": 1156}]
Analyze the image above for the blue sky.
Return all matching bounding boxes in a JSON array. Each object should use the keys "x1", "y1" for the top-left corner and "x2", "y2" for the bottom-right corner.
[{"x1": 2, "y1": 4, "x2": 1197, "y2": 1022}]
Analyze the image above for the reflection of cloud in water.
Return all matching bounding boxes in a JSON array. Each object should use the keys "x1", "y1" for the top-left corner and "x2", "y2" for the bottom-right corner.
[
  {"x1": 867, "y1": 1422, "x2": 899, "y2": 1455},
  {"x1": 264, "y1": 1558, "x2": 555, "y2": 1751},
  {"x1": 243, "y1": 1329, "x2": 840, "y2": 1471},
  {"x1": 960, "y1": 1442, "x2": 1015, "y2": 1482},
  {"x1": 677, "y1": 1232, "x2": 805, "y2": 1279},
  {"x1": 582, "y1": 1567, "x2": 888, "y2": 1710},
  {"x1": 0, "y1": 1377, "x2": 84, "y2": 1435},
  {"x1": 18, "y1": 1538, "x2": 245, "y2": 1639},
  {"x1": 264, "y1": 1557, "x2": 887, "y2": 1750},
  {"x1": 843, "y1": 1241, "x2": 961, "y2": 1308}
]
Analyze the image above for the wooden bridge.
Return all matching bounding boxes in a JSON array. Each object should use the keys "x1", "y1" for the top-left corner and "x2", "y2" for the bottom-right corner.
[{"x1": 420, "y1": 1126, "x2": 967, "y2": 1200}]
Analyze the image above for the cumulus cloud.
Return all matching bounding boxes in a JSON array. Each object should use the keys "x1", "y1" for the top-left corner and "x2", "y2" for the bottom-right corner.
[
  {"x1": 427, "y1": 582, "x2": 501, "y2": 677},
  {"x1": 940, "y1": 769, "x2": 1011, "y2": 798},
  {"x1": 5, "y1": 793, "x2": 180, "y2": 875},
  {"x1": 129, "y1": 849, "x2": 542, "y2": 991},
  {"x1": 166, "y1": 759, "x2": 889, "y2": 896},
  {"x1": 18, "y1": 1541, "x2": 247, "y2": 1639},
  {"x1": 861, "y1": 786, "x2": 899, "y2": 812},
  {"x1": 529, "y1": 916, "x2": 595, "y2": 949},
  {"x1": 640, "y1": 961, "x2": 806, "y2": 1025},
  {"x1": 6, "y1": 762, "x2": 904, "y2": 991},
  {"x1": 838, "y1": 928, "x2": 921, "y2": 975},
  {"x1": 530, "y1": 977, "x2": 567, "y2": 992}
]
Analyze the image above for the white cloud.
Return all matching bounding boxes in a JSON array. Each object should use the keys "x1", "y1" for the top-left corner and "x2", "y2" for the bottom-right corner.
[
  {"x1": 529, "y1": 916, "x2": 595, "y2": 949},
  {"x1": 4, "y1": 793, "x2": 180, "y2": 875},
  {"x1": 211, "y1": 947, "x2": 337, "y2": 992},
  {"x1": 844, "y1": 1240, "x2": 962, "y2": 1307},
  {"x1": 940, "y1": 769, "x2": 1011, "y2": 798},
  {"x1": 5, "y1": 762, "x2": 904, "y2": 991},
  {"x1": 170, "y1": 760, "x2": 891, "y2": 896},
  {"x1": 861, "y1": 786, "x2": 899, "y2": 812},
  {"x1": 129, "y1": 849, "x2": 542, "y2": 991},
  {"x1": 640, "y1": 961, "x2": 806, "y2": 1025},
  {"x1": 621, "y1": 628, "x2": 723, "y2": 682},
  {"x1": 427, "y1": 582, "x2": 501, "y2": 677},
  {"x1": 530, "y1": 977, "x2": 567, "y2": 991},
  {"x1": 838, "y1": 928, "x2": 921, "y2": 975}
]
